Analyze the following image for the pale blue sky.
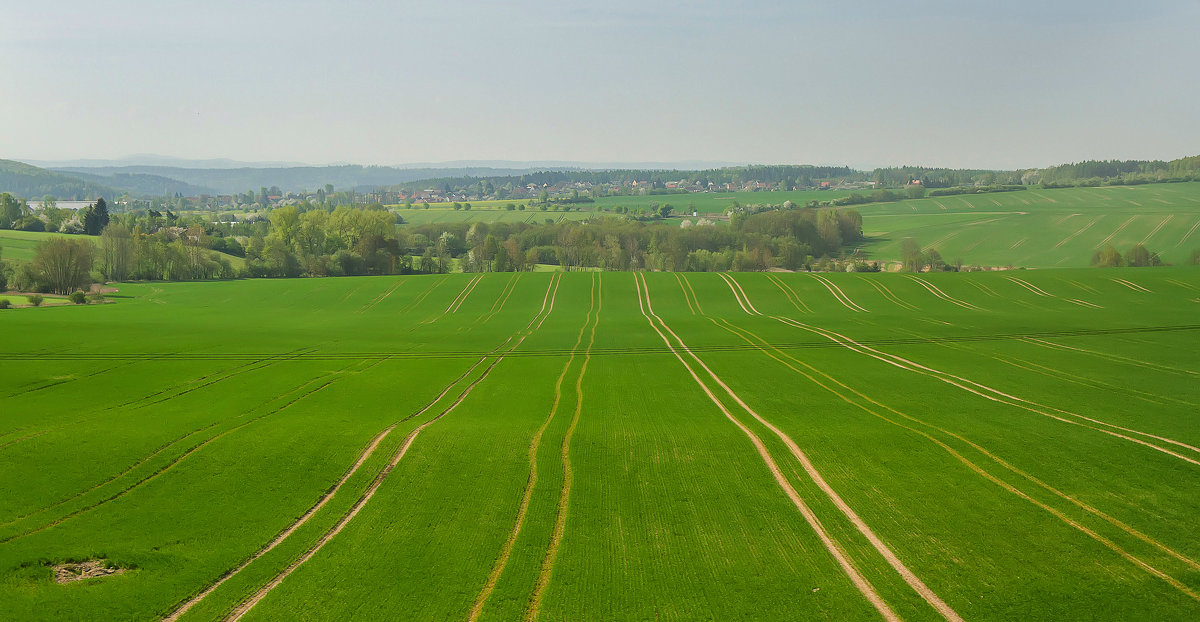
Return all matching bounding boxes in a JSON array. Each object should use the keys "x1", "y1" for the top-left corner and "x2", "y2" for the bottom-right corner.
[{"x1": 2, "y1": 1, "x2": 1197, "y2": 169}]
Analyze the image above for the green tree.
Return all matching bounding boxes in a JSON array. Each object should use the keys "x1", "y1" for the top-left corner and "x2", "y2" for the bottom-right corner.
[
  {"x1": 81, "y1": 197, "x2": 110, "y2": 235},
  {"x1": 100, "y1": 223, "x2": 134, "y2": 281},
  {"x1": 1091, "y1": 244, "x2": 1123, "y2": 268},
  {"x1": 0, "y1": 193, "x2": 23, "y2": 229},
  {"x1": 901, "y1": 237, "x2": 922, "y2": 272},
  {"x1": 32, "y1": 237, "x2": 96, "y2": 294},
  {"x1": 1124, "y1": 244, "x2": 1158, "y2": 267}
]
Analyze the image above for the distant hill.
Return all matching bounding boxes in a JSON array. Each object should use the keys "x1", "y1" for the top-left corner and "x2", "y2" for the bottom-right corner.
[
  {"x1": 61, "y1": 170, "x2": 214, "y2": 197},
  {"x1": 25, "y1": 155, "x2": 310, "y2": 169},
  {"x1": 50, "y1": 165, "x2": 569, "y2": 195},
  {"x1": 0, "y1": 159, "x2": 120, "y2": 200}
]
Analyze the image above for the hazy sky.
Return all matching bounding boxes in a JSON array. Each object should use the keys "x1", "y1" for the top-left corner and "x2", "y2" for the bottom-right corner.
[{"x1": 2, "y1": 1, "x2": 1197, "y2": 169}]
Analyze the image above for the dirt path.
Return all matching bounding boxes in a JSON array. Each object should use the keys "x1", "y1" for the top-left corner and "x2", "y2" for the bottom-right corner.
[
  {"x1": 469, "y1": 273, "x2": 599, "y2": 621},
  {"x1": 204, "y1": 275, "x2": 563, "y2": 622},
  {"x1": 635, "y1": 273, "x2": 931, "y2": 622}
]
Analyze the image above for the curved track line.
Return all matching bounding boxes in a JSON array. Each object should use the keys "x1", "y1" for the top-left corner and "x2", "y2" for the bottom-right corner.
[
  {"x1": 1053, "y1": 215, "x2": 1102, "y2": 249},
  {"x1": 224, "y1": 361, "x2": 503, "y2": 622},
  {"x1": 479, "y1": 272, "x2": 523, "y2": 323},
  {"x1": 903, "y1": 276, "x2": 982, "y2": 311},
  {"x1": 715, "y1": 274, "x2": 753, "y2": 317},
  {"x1": 1176, "y1": 217, "x2": 1200, "y2": 247},
  {"x1": 3, "y1": 371, "x2": 346, "y2": 546},
  {"x1": 632, "y1": 274, "x2": 900, "y2": 620},
  {"x1": 679, "y1": 273, "x2": 706, "y2": 315},
  {"x1": 165, "y1": 276, "x2": 562, "y2": 621},
  {"x1": 470, "y1": 273, "x2": 598, "y2": 621},
  {"x1": 671, "y1": 272, "x2": 696, "y2": 315},
  {"x1": 1004, "y1": 276, "x2": 1052, "y2": 297},
  {"x1": 524, "y1": 275, "x2": 602, "y2": 621},
  {"x1": 1094, "y1": 216, "x2": 1138, "y2": 249},
  {"x1": 766, "y1": 273, "x2": 812, "y2": 313},
  {"x1": 779, "y1": 319, "x2": 1200, "y2": 464},
  {"x1": 720, "y1": 319, "x2": 1200, "y2": 583},
  {"x1": 447, "y1": 274, "x2": 486, "y2": 313},
  {"x1": 642, "y1": 274, "x2": 961, "y2": 621},
  {"x1": 214, "y1": 275, "x2": 563, "y2": 622},
  {"x1": 809, "y1": 273, "x2": 868, "y2": 312},
  {"x1": 1110, "y1": 278, "x2": 1152, "y2": 293},
  {"x1": 1022, "y1": 337, "x2": 1198, "y2": 378},
  {"x1": 1140, "y1": 214, "x2": 1175, "y2": 245},
  {"x1": 722, "y1": 273, "x2": 762, "y2": 314},
  {"x1": 861, "y1": 278, "x2": 918, "y2": 311}
]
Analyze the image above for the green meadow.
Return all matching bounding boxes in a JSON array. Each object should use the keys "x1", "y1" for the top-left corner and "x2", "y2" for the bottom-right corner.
[
  {"x1": 1, "y1": 267, "x2": 1198, "y2": 620},
  {"x1": 0, "y1": 229, "x2": 247, "y2": 268},
  {"x1": 854, "y1": 183, "x2": 1200, "y2": 268}
]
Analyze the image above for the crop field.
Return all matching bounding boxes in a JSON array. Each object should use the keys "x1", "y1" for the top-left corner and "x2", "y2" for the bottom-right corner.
[
  {"x1": 588, "y1": 189, "x2": 863, "y2": 214},
  {"x1": 0, "y1": 230, "x2": 246, "y2": 267},
  {"x1": 393, "y1": 207, "x2": 597, "y2": 226},
  {"x1": 857, "y1": 183, "x2": 1200, "y2": 268},
  {"x1": 1, "y1": 267, "x2": 1198, "y2": 620}
]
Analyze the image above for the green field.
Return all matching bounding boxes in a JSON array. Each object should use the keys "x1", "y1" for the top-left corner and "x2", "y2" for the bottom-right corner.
[
  {"x1": 0, "y1": 294, "x2": 71, "y2": 307},
  {"x1": 856, "y1": 183, "x2": 1200, "y2": 268},
  {"x1": 1, "y1": 268, "x2": 1199, "y2": 620},
  {"x1": 588, "y1": 189, "x2": 862, "y2": 214},
  {"x1": 0, "y1": 230, "x2": 247, "y2": 268}
]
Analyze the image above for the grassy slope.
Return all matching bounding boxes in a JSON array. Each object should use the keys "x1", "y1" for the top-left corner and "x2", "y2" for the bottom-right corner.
[
  {"x1": 0, "y1": 229, "x2": 246, "y2": 267},
  {"x1": 0, "y1": 268, "x2": 1197, "y2": 620},
  {"x1": 855, "y1": 183, "x2": 1200, "y2": 268}
]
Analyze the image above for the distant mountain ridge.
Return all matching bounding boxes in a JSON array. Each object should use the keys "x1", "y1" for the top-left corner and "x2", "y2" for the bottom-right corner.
[
  {"x1": 49, "y1": 165, "x2": 578, "y2": 195},
  {"x1": 0, "y1": 159, "x2": 120, "y2": 200}
]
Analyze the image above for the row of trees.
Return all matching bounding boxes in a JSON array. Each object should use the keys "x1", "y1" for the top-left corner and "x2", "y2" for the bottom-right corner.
[
  {"x1": 1091, "y1": 244, "x2": 1162, "y2": 268},
  {"x1": 0, "y1": 194, "x2": 110, "y2": 234},
  {"x1": 217, "y1": 202, "x2": 867, "y2": 277}
]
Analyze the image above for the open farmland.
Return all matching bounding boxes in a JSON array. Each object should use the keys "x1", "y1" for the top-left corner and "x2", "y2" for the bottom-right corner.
[
  {"x1": 856, "y1": 183, "x2": 1200, "y2": 268},
  {"x1": 1, "y1": 268, "x2": 1199, "y2": 620},
  {"x1": 0, "y1": 229, "x2": 247, "y2": 268}
]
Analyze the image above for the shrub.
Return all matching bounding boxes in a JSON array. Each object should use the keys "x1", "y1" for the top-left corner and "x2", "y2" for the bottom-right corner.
[
  {"x1": 69, "y1": 291, "x2": 87, "y2": 304},
  {"x1": 87, "y1": 292, "x2": 105, "y2": 304},
  {"x1": 28, "y1": 294, "x2": 44, "y2": 307},
  {"x1": 0, "y1": 299, "x2": 10, "y2": 309}
]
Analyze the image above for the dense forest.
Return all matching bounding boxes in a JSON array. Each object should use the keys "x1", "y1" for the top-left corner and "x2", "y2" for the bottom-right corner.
[{"x1": 0, "y1": 160, "x2": 120, "y2": 200}]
